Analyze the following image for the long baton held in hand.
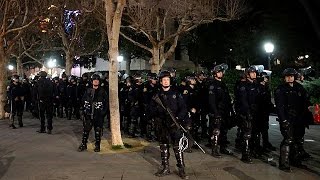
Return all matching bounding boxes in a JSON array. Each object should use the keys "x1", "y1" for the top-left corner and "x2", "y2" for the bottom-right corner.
[{"x1": 152, "y1": 95, "x2": 206, "y2": 154}]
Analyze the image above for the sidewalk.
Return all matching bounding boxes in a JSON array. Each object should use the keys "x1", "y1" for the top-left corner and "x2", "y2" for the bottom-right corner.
[{"x1": 0, "y1": 113, "x2": 319, "y2": 180}]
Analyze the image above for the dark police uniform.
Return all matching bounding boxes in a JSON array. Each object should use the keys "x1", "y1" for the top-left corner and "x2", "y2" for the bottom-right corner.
[
  {"x1": 35, "y1": 71, "x2": 54, "y2": 134},
  {"x1": 275, "y1": 68, "x2": 311, "y2": 171},
  {"x1": 78, "y1": 73, "x2": 108, "y2": 152},
  {"x1": 148, "y1": 71, "x2": 189, "y2": 179},
  {"x1": 8, "y1": 75, "x2": 25, "y2": 128}
]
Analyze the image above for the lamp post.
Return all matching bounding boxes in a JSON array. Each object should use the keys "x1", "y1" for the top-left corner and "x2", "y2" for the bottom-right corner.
[
  {"x1": 8, "y1": 65, "x2": 14, "y2": 71},
  {"x1": 117, "y1": 55, "x2": 123, "y2": 71},
  {"x1": 264, "y1": 42, "x2": 274, "y2": 70}
]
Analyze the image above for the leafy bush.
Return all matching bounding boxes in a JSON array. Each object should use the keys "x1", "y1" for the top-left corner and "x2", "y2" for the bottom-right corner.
[{"x1": 302, "y1": 78, "x2": 320, "y2": 104}]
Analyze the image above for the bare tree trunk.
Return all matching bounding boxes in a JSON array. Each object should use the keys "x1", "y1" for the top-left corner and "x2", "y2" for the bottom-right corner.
[
  {"x1": 0, "y1": 46, "x2": 8, "y2": 119},
  {"x1": 105, "y1": 0, "x2": 125, "y2": 146},
  {"x1": 65, "y1": 51, "x2": 73, "y2": 76},
  {"x1": 17, "y1": 57, "x2": 23, "y2": 77},
  {"x1": 151, "y1": 46, "x2": 161, "y2": 73}
]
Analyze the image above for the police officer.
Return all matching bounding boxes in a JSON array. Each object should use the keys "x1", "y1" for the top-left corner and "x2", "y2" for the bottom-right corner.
[
  {"x1": 35, "y1": 71, "x2": 54, "y2": 134},
  {"x1": 234, "y1": 66, "x2": 260, "y2": 163},
  {"x1": 148, "y1": 70, "x2": 189, "y2": 179},
  {"x1": 180, "y1": 75, "x2": 199, "y2": 153},
  {"x1": 7, "y1": 75, "x2": 25, "y2": 128},
  {"x1": 196, "y1": 71, "x2": 209, "y2": 139},
  {"x1": 257, "y1": 72, "x2": 276, "y2": 152},
  {"x1": 234, "y1": 71, "x2": 247, "y2": 149},
  {"x1": 58, "y1": 73, "x2": 68, "y2": 118},
  {"x1": 52, "y1": 77, "x2": 60, "y2": 117},
  {"x1": 143, "y1": 73, "x2": 159, "y2": 141},
  {"x1": 66, "y1": 75, "x2": 80, "y2": 120},
  {"x1": 275, "y1": 68, "x2": 311, "y2": 172},
  {"x1": 208, "y1": 65, "x2": 233, "y2": 158},
  {"x1": 78, "y1": 73, "x2": 108, "y2": 152}
]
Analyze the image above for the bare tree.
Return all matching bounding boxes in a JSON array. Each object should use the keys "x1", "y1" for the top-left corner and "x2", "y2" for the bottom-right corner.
[
  {"x1": 44, "y1": 0, "x2": 104, "y2": 75},
  {"x1": 121, "y1": 0, "x2": 247, "y2": 73},
  {"x1": 10, "y1": 31, "x2": 44, "y2": 76},
  {"x1": 0, "y1": 0, "x2": 45, "y2": 119},
  {"x1": 104, "y1": 0, "x2": 126, "y2": 146}
]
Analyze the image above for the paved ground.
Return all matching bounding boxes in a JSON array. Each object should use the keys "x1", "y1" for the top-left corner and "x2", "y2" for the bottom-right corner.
[{"x1": 0, "y1": 113, "x2": 319, "y2": 180}]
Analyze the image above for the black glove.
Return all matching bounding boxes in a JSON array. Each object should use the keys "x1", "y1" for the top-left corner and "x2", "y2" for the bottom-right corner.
[
  {"x1": 280, "y1": 120, "x2": 290, "y2": 129},
  {"x1": 182, "y1": 117, "x2": 192, "y2": 131}
]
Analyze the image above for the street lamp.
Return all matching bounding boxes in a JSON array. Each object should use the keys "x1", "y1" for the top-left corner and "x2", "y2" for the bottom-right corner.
[
  {"x1": 264, "y1": 42, "x2": 274, "y2": 70},
  {"x1": 8, "y1": 65, "x2": 14, "y2": 71},
  {"x1": 117, "y1": 55, "x2": 123, "y2": 70}
]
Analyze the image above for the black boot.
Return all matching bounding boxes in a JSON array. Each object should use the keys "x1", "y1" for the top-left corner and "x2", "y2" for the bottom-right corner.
[
  {"x1": 174, "y1": 146, "x2": 189, "y2": 179},
  {"x1": 279, "y1": 145, "x2": 291, "y2": 172},
  {"x1": 59, "y1": 107, "x2": 64, "y2": 118},
  {"x1": 220, "y1": 145, "x2": 233, "y2": 155},
  {"x1": 78, "y1": 131, "x2": 89, "y2": 152},
  {"x1": 9, "y1": 116, "x2": 17, "y2": 129},
  {"x1": 155, "y1": 144, "x2": 170, "y2": 177},
  {"x1": 241, "y1": 140, "x2": 253, "y2": 163},
  {"x1": 67, "y1": 108, "x2": 72, "y2": 120},
  {"x1": 94, "y1": 128, "x2": 102, "y2": 152},
  {"x1": 297, "y1": 138, "x2": 311, "y2": 160},
  {"x1": 211, "y1": 135, "x2": 221, "y2": 158},
  {"x1": 290, "y1": 144, "x2": 306, "y2": 168},
  {"x1": 18, "y1": 116, "x2": 23, "y2": 127},
  {"x1": 235, "y1": 128, "x2": 242, "y2": 150},
  {"x1": 9, "y1": 124, "x2": 17, "y2": 129},
  {"x1": 262, "y1": 131, "x2": 276, "y2": 151}
]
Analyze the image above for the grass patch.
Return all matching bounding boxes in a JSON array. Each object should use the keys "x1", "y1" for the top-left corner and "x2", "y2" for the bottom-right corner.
[
  {"x1": 124, "y1": 143, "x2": 133, "y2": 148},
  {"x1": 111, "y1": 145, "x2": 124, "y2": 150}
]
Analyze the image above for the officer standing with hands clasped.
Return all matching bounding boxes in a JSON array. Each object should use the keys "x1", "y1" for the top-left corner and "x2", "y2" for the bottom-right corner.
[
  {"x1": 148, "y1": 70, "x2": 190, "y2": 179},
  {"x1": 78, "y1": 72, "x2": 109, "y2": 153}
]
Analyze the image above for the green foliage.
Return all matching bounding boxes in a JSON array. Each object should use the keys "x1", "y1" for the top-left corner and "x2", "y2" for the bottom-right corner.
[
  {"x1": 302, "y1": 78, "x2": 320, "y2": 104},
  {"x1": 111, "y1": 145, "x2": 124, "y2": 150},
  {"x1": 223, "y1": 69, "x2": 240, "y2": 98}
]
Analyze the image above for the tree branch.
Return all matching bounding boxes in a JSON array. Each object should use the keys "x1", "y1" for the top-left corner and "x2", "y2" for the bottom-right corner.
[{"x1": 120, "y1": 31, "x2": 152, "y2": 53}]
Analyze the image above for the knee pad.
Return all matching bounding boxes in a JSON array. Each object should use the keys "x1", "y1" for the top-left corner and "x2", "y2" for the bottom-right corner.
[
  {"x1": 282, "y1": 137, "x2": 293, "y2": 146},
  {"x1": 212, "y1": 129, "x2": 220, "y2": 136},
  {"x1": 243, "y1": 133, "x2": 251, "y2": 140}
]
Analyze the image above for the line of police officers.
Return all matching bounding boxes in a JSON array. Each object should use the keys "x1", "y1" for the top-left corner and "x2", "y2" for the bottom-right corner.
[{"x1": 6, "y1": 65, "x2": 313, "y2": 179}]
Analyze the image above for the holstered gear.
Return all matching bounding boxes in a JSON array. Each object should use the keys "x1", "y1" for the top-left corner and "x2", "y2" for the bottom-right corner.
[
  {"x1": 241, "y1": 139, "x2": 253, "y2": 163},
  {"x1": 279, "y1": 145, "x2": 291, "y2": 172},
  {"x1": 94, "y1": 127, "x2": 102, "y2": 152},
  {"x1": 78, "y1": 131, "x2": 89, "y2": 152},
  {"x1": 155, "y1": 144, "x2": 170, "y2": 177},
  {"x1": 173, "y1": 146, "x2": 189, "y2": 179},
  {"x1": 18, "y1": 116, "x2": 23, "y2": 127}
]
